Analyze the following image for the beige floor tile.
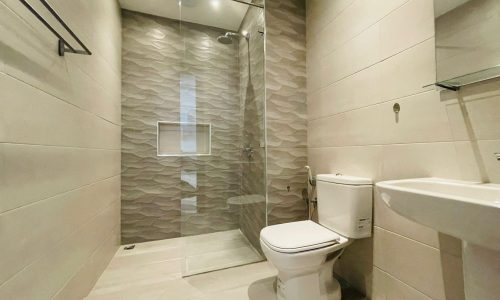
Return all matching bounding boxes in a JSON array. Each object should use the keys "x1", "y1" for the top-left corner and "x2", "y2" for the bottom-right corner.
[{"x1": 88, "y1": 232, "x2": 273, "y2": 299}]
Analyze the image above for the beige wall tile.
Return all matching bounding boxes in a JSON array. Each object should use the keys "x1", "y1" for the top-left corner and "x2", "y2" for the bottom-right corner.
[
  {"x1": 317, "y1": 0, "x2": 408, "y2": 57},
  {"x1": 313, "y1": 65, "x2": 381, "y2": 119},
  {"x1": 308, "y1": 91, "x2": 453, "y2": 148},
  {"x1": 0, "y1": 73, "x2": 120, "y2": 149},
  {"x1": 374, "y1": 188, "x2": 440, "y2": 248},
  {"x1": 373, "y1": 227, "x2": 446, "y2": 299},
  {"x1": 378, "y1": 38, "x2": 436, "y2": 101},
  {"x1": 0, "y1": 176, "x2": 120, "y2": 285},
  {"x1": 0, "y1": 203, "x2": 120, "y2": 300},
  {"x1": 321, "y1": 24, "x2": 380, "y2": 87},
  {"x1": 53, "y1": 229, "x2": 120, "y2": 300},
  {"x1": 0, "y1": 144, "x2": 120, "y2": 213},
  {"x1": 378, "y1": 142, "x2": 462, "y2": 181},
  {"x1": 0, "y1": 1, "x2": 121, "y2": 124},
  {"x1": 306, "y1": 0, "x2": 354, "y2": 43},
  {"x1": 372, "y1": 267, "x2": 432, "y2": 300},
  {"x1": 379, "y1": 0, "x2": 434, "y2": 59},
  {"x1": 478, "y1": 139, "x2": 500, "y2": 183},
  {"x1": 307, "y1": 145, "x2": 383, "y2": 178},
  {"x1": 0, "y1": 0, "x2": 121, "y2": 297}
]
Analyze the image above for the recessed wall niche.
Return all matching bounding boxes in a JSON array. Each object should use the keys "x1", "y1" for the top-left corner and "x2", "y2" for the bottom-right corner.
[{"x1": 157, "y1": 122, "x2": 211, "y2": 156}]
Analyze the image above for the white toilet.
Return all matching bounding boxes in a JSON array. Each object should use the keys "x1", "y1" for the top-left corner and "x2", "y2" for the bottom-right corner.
[{"x1": 260, "y1": 174, "x2": 373, "y2": 300}]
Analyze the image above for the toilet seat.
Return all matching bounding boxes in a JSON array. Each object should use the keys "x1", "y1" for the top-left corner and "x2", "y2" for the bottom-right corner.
[{"x1": 260, "y1": 220, "x2": 341, "y2": 253}]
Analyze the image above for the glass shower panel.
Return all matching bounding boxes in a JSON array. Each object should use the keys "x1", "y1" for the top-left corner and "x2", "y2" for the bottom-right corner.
[{"x1": 177, "y1": 0, "x2": 266, "y2": 276}]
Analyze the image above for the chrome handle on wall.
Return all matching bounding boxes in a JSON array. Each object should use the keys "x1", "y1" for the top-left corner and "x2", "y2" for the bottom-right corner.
[
  {"x1": 242, "y1": 145, "x2": 254, "y2": 159},
  {"x1": 495, "y1": 153, "x2": 500, "y2": 161}
]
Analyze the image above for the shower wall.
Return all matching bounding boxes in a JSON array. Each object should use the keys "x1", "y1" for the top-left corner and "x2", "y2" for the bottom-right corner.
[
  {"x1": 238, "y1": 7, "x2": 266, "y2": 251},
  {"x1": 265, "y1": 0, "x2": 308, "y2": 225},
  {"x1": 121, "y1": 10, "x2": 242, "y2": 243}
]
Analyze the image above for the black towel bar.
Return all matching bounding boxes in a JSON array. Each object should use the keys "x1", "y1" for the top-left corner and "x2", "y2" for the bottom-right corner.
[{"x1": 18, "y1": 0, "x2": 92, "y2": 56}]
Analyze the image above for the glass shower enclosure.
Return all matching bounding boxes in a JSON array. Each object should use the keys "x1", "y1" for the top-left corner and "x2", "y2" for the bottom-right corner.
[{"x1": 121, "y1": 0, "x2": 266, "y2": 276}]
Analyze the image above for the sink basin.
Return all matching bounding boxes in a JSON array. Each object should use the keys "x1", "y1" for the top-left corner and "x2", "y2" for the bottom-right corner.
[
  {"x1": 376, "y1": 178, "x2": 500, "y2": 300},
  {"x1": 376, "y1": 178, "x2": 500, "y2": 250}
]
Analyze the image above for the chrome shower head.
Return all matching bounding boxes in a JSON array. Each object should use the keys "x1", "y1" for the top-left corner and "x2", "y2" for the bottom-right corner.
[
  {"x1": 217, "y1": 35, "x2": 233, "y2": 44},
  {"x1": 216, "y1": 32, "x2": 240, "y2": 44}
]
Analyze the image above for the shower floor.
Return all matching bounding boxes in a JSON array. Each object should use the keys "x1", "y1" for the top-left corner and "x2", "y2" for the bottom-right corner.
[{"x1": 183, "y1": 229, "x2": 264, "y2": 276}]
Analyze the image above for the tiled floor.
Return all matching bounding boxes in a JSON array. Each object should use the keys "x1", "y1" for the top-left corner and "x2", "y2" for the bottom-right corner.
[
  {"x1": 87, "y1": 230, "x2": 272, "y2": 300},
  {"x1": 183, "y1": 230, "x2": 264, "y2": 276}
]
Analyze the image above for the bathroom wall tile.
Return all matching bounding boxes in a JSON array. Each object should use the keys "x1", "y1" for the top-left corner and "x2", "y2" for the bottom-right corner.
[
  {"x1": 0, "y1": 176, "x2": 120, "y2": 286},
  {"x1": 372, "y1": 267, "x2": 432, "y2": 300},
  {"x1": 478, "y1": 139, "x2": 500, "y2": 183},
  {"x1": 267, "y1": 175, "x2": 308, "y2": 225},
  {"x1": 307, "y1": 145, "x2": 383, "y2": 179},
  {"x1": 379, "y1": 0, "x2": 434, "y2": 59},
  {"x1": 311, "y1": 65, "x2": 381, "y2": 120},
  {"x1": 266, "y1": 0, "x2": 307, "y2": 225},
  {"x1": 267, "y1": 148, "x2": 308, "y2": 177},
  {"x1": 121, "y1": 10, "x2": 249, "y2": 242},
  {"x1": 306, "y1": 42, "x2": 322, "y2": 95},
  {"x1": 308, "y1": 91, "x2": 453, "y2": 148},
  {"x1": 374, "y1": 227, "x2": 447, "y2": 299},
  {"x1": 53, "y1": 228, "x2": 120, "y2": 300},
  {"x1": 317, "y1": 0, "x2": 408, "y2": 58},
  {"x1": 378, "y1": 38, "x2": 436, "y2": 101},
  {"x1": 306, "y1": 0, "x2": 354, "y2": 43},
  {"x1": 0, "y1": 73, "x2": 120, "y2": 149},
  {"x1": 0, "y1": 0, "x2": 121, "y2": 297},
  {"x1": 321, "y1": 24, "x2": 380, "y2": 87},
  {"x1": 0, "y1": 203, "x2": 120, "y2": 300},
  {"x1": 374, "y1": 188, "x2": 440, "y2": 249},
  {"x1": 0, "y1": 1, "x2": 121, "y2": 124},
  {"x1": 267, "y1": 118, "x2": 307, "y2": 148},
  {"x1": 0, "y1": 144, "x2": 120, "y2": 213},
  {"x1": 378, "y1": 142, "x2": 463, "y2": 181}
]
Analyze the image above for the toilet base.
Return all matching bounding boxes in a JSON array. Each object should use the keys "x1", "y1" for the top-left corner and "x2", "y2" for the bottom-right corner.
[{"x1": 275, "y1": 260, "x2": 341, "y2": 300}]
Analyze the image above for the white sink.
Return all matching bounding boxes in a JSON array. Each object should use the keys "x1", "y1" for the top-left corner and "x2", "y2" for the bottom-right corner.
[
  {"x1": 376, "y1": 178, "x2": 500, "y2": 250},
  {"x1": 376, "y1": 178, "x2": 500, "y2": 300}
]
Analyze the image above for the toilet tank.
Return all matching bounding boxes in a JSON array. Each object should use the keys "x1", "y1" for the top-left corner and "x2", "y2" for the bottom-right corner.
[{"x1": 316, "y1": 174, "x2": 373, "y2": 239}]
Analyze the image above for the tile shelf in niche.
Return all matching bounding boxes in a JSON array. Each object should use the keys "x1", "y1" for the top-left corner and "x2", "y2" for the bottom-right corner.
[
  {"x1": 425, "y1": 65, "x2": 500, "y2": 91},
  {"x1": 157, "y1": 121, "x2": 211, "y2": 157}
]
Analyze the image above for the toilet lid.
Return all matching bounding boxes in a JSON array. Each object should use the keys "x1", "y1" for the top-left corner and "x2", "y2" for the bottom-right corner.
[{"x1": 260, "y1": 220, "x2": 340, "y2": 253}]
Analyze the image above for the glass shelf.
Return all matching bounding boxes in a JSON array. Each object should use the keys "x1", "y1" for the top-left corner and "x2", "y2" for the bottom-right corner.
[{"x1": 427, "y1": 65, "x2": 500, "y2": 91}]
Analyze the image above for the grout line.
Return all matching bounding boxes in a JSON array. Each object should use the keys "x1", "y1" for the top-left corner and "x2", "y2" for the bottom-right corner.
[
  {"x1": 1, "y1": 71, "x2": 121, "y2": 127},
  {"x1": 308, "y1": 88, "x2": 436, "y2": 122},
  {"x1": 0, "y1": 141, "x2": 120, "y2": 151},
  {"x1": 53, "y1": 225, "x2": 121, "y2": 300},
  {"x1": 319, "y1": 36, "x2": 434, "y2": 91},
  {"x1": 374, "y1": 226, "x2": 441, "y2": 250},
  {"x1": 0, "y1": 201, "x2": 120, "y2": 291},
  {"x1": 312, "y1": 0, "x2": 412, "y2": 60},
  {"x1": 308, "y1": 89, "x2": 436, "y2": 123},
  {"x1": 0, "y1": 175, "x2": 121, "y2": 215},
  {"x1": 373, "y1": 266, "x2": 434, "y2": 300},
  {"x1": 307, "y1": 140, "x2": 473, "y2": 149}
]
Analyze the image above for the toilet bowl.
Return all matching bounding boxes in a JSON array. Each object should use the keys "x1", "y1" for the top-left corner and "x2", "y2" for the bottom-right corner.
[
  {"x1": 260, "y1": 220, "x2": 351, "y2": 300},
  {"x1": 260, "y1": 174, "x2": 373, "y2": 300}
]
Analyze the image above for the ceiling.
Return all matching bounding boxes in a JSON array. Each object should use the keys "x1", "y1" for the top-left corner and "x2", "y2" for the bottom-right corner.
[
  {"x1": 434, "y1": 0, "x2": 472, "y2": 17},
  {"x1": 119, "y1": 0, "x2": 251, "y2": 31}
]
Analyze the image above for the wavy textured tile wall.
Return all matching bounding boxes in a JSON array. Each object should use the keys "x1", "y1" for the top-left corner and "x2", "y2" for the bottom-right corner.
[
  {"x1": 239, "y1": 6, "x2": 267, "y2": 252},
  {"x1": 265, "y1": 0, "x2": 308, "y2": 225},
  {"x1": 121, "y1": 10, "x2": 243, "y2": 243}
]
